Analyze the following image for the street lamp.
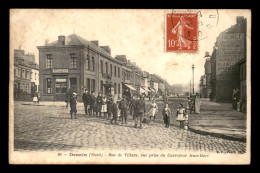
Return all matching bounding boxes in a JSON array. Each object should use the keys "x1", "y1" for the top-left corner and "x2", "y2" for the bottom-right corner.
[{"x1": 192, "y1": 64, "x2": 195, "y2": 94}]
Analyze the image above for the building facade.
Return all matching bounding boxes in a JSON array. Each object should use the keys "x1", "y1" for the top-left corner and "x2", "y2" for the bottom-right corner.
[
  {"x1": 238, "y1": 58, "x2": 246, "y2": 113},
  {"x1": 37, "y1": 34, "x2": 123, "y2": 101},
  {"x1": 210, "y1": 16, "x2": 247, "y2": 102}
]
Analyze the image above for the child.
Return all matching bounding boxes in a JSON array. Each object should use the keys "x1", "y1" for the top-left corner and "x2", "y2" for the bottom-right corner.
[
  {"x1": 70, "y1": 92, "x2": 78, "y2": 119},
  {"x1": 110, "y1": 98, "x2": 119, "y2": 125},
  {"x1": 162, "y1": 103, "x2": 171, "y2": 128},
  {"x1": 149, "y1": 99, "x2": 158, "y2": 121},
  {"x1": 176, "y1": 103, "x2": 185, "y2": 128}
]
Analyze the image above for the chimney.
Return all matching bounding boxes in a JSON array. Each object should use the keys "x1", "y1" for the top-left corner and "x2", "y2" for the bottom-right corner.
[
  {"x1": 91, "y1": 40, "x2": 99, "y2": 46},
  {"x1": 45, "y1": 39, "x2": 49, "y2": 46},
  {"x1": 101, "y1": 46, "x2": 111, "y2": 54},
  {"x1": 58, "y1": 35, "x2": 65, "y2": 46},
  {"x1": 237, "y1": 16, "x2": 244, "y2": 24}
]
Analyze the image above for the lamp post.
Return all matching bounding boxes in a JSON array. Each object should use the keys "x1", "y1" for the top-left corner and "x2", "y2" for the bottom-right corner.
[{"x1": 192, "y1": 64, "x2": 195, "y2": 94}]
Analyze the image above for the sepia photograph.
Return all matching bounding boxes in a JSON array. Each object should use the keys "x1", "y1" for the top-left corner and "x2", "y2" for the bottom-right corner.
[{"x1": 9, "y1": 9, "x2": 251, "y2": 164}]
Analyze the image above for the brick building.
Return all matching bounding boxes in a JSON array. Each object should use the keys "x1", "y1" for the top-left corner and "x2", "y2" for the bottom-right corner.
[
  {"x1": 37, "y1": 34, "x2": 123, "y2": 101},
  {"x1": 210, "y1": 16, "x2": 247, "y2": 102}
]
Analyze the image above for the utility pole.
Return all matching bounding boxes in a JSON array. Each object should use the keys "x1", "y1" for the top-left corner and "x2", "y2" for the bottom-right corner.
[{"x1": 192, "y1": 64, "x2": 195, "y2": 94}]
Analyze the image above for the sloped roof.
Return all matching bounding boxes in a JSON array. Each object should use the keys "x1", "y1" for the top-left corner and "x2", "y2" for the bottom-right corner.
[{"x1": 46, "y1": 34, "x2": 111, "y2": 57}]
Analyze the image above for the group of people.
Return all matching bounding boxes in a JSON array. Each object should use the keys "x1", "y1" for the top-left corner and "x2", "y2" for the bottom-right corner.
[{"x1": 65, "y1": 88, "x2": 189, "y2": 129}]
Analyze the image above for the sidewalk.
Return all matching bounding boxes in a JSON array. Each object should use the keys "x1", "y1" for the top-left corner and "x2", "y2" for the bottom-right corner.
[{"x1": 188, "y1": 98, "x2": 247, "y2": 142}]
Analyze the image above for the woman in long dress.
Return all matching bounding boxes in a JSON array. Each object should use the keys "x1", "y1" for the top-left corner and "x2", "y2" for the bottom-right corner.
[
  {"x1": 101, "y1": 95, "x2": 107, "y2": 118},
  {"x1": 149, "y1": 99, "x2": 158, "y2": 121},
  {"x1": 172, "y1": 16, "x2": 194, "y2": 50},
  {"x1": 33, "y1": 92, "x2": 38, "y2": 104},
  {"x1": 176, "y1": 103, "x2": 186, "y2": 128}
]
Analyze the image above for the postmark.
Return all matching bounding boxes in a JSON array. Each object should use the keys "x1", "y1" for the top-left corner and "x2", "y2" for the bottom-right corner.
[{"x1": 165, "y1": 12, "x2": 198, "y2": 52}]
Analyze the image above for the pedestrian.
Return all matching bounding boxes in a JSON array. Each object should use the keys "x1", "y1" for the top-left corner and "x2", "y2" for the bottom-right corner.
[
  {"x1": 176, "y1": 103, "x2": 186, "y2": 128},
  {"x1": 37, "y1": 91, "x2": 40, "y2": 104},
  {"x1": 70, "y1": 92, "x2": 78, "y2": 119},
  {"x1": 89, "y1": 91, "x2": 96, "y2": 116},
  {"x1": 33, "y1": 92, "x2": 38, "y2": 104},
  {"x1": 123, "y1": 88, "x2": 131, "y2": 105},
  {"x1": 129, "y1": 95, "x2": 136, "y2": 119},
  {"x1": 195, "y1": 96, "x2": 202, "y2": 114},
  {"x1": 162, "y1": 103, "x2": 171, "y2": 128},
  {"x1": 101, "y1": 95, "x2": 108, "y2": 118},
  {"x1": 96, "y1": 92, "x2": 102, "y2": 117},
  {"x1": 65, "y1": 88, "x2": 72, "y2": 109},
  {"x1": 119, "y1": 95, "x2": 129, "y2": 124},
  {"x1": 82, "y1": 89, "x2": 91, "y2": 115},
  {"x1": 232, "y1": 89, "x2": 237, "y2": 109},
  {"x1": 107, "y1": 96, "x2": 113, "y2": 119},
  {"x1": 110, "y1": 98, "x2": 119, "y2": 125},
  {"x1": 133, "y1": 94, "x2": 146, "y2": 129},
  {"x1": 149, "y1": 99, "x2": 158, "y2": 121}
]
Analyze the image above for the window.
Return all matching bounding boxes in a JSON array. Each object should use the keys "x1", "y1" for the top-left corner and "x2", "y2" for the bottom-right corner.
[
  {"x1": 22, "y1": 69, "x2": 25, "y2": 78},
  {"x1": 118, "y1": 67, "x2": 120, "y2": 78},
  {"x1": 35, "y1": 73, "x2": 37, "y2": 80},
  {"x1": 92, "y1": 79, "x2": 95, "y2": 92},
  {"x1": 26, "y1": 70, "x2": 29, "y2": 79},
  {"x1": 55, "y1": 79, "x2": 67, "y2": 94},
  {"x1": 114, "y1": 83, "x2": 117, "y2": 94},
  {"x1": 114, "y1": 66, "x2": 116, "y2": 77},
  {"x1": 47, "y1": 78, "x2": 53, "y2": 94},
  {"x1": 70, "y1": 54, "x2": 77, "y2": 68},
  {"x1": 46, "y1": 54, "x2": 53, "y2": 69},
  {"x1": 110, "y1": 64, "x2": 112, "y2": 76},
  {"x1": 92, "y1": 57, "x2": 95, "y2": 71},
  {"x1": 100, "y1": 80, "x2": 103, "y2": 94},
  {"x1": 85, "y1": 55, "x2": 90, "y2": 70},
  {"x1": 118, "y1": 83, "x2": 120, "y2": 94},
  {"x1": 87, "y1": 78, "x2": 91, "y2": 91},
  {"x1": 100, "y1": 60, "x2": 103, "y2": 73},
  {"x1": 14, "y1": 69, "x2": 16, "y2": 76},
  {"x1": 105, "y1": 62, "x2": 108, "y2": 74},
  {"x1": 18, "y1": 69, "x2": 20, "y2": 77},
  {"x1": 31, "y1": 72, "x2": 33, "y2": 79}
]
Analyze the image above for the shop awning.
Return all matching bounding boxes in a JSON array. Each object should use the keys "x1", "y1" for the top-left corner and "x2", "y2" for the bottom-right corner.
[{"x1": 124, "y1": 83, "x2": 136, "y2": 91}]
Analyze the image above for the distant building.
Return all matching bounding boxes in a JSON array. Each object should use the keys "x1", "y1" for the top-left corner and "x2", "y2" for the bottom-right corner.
[
  {"x1": 14, "y1": 49, "x2": 39, "y2": 100},
  {"x1": 37, "y1": 34, "x2": 123, "y2": 101},
  {"x1": 210, "y1": 16, "x2": 247, "y2": 102}
]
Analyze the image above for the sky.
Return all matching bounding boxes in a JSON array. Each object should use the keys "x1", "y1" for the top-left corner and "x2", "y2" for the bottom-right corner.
[{"x1": 10, "y1": 9, "x2": 250, "y2": 92}]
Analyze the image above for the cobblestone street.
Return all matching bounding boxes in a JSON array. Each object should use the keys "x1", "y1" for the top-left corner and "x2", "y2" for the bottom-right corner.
[{"x1": 13, "y1": 101, "x2": 246, "y2": 154}]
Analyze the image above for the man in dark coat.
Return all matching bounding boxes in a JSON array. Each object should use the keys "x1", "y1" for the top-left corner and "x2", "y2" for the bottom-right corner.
[
  {"x1": 119, "y1": 95, "x2": 129, "y2": 124},
  {"x1": 82, "y1": 89, "x2": 91, "y2": 115},
  {"x1": 89, "y1": 91, "x2": 96, "y2": 116},
  {"x1": 107, "y1": 95, "x2": 113, "y2": 119},
  {"x1": 96, "y1": 92, "x2": 102, "y2": 117},
  {"x1": 65, "y1": 88, "x2": 72, "y2": 109},
  {"x1": 70, "y1": 92, "x2": 78, "y2": 119},
  {"x1": 110, "y1": 98, "x2": 119, "y2": 125},
  {"x1": 123, "y1": 89, "x2": 131, "y2": 104},
  {"x1": 133, "y1": 95, "x2": 146, "y2": 129}
]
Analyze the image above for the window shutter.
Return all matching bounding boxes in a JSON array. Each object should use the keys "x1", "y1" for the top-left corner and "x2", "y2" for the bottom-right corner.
[{"x1": 43, "y1": 78, "x2": 47, "y2": 94}]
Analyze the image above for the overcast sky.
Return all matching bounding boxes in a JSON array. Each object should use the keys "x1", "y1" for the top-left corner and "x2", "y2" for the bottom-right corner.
[{"x1": 10, "y1": 9, "x2": 250, "y2": 92}]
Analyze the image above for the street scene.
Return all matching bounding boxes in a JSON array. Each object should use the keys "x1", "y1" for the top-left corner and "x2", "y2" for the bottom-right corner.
[{"x1": 10, "y1": 9, "x2": 250, "y2": 164}]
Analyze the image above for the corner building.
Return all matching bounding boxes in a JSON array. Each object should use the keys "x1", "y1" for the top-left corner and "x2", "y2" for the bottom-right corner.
[{"x1": 37, "y1": 34, "x2": 122, "y2": 101}]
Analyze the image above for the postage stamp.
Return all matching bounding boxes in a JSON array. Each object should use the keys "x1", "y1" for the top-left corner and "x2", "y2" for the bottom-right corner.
[{"x1": 165, "y1": 12, "x2": 198, "y2": 52}]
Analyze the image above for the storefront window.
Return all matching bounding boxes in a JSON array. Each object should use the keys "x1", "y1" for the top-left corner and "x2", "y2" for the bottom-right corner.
[
  {"x1": 55, "y1": 78, "x2": 67, "y2": 94},
  {"x1": 56, "y1": 79, "x2": 67, "y2": 93}
]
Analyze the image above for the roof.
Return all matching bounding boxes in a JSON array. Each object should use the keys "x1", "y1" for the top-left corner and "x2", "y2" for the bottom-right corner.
[{"x1": 44, "y1": 34, "x2": 122, "y2": 64}]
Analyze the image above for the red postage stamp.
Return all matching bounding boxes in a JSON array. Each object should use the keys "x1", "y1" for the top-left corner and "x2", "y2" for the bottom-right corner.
[{"x1": 165, "y1": 13, "x2": 198, "y2": 52}]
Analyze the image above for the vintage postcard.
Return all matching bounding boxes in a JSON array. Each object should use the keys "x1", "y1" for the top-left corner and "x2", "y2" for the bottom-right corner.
[{"x1": 9, "y1": 9, "x2": 251, "y2": 164}]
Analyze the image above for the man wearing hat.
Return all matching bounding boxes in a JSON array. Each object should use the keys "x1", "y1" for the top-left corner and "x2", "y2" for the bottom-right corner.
[
  {"x1": 119, "y1": 95, "x2": 129, "y2": 124},
  {"x1": 133, "y1": 94, "x2": 146, "y2": 129},
  {"x1": 110, "y1": 98, "x2": 119, "y2": 125},
  {"x1": 82, "y1": 89, "x2": 91, "y2": 115},
  {"x1": 70, "y1": 92, "x2": 78, "y2": 119}
]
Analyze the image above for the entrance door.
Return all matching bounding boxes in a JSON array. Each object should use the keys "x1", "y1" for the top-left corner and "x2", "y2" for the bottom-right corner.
[
  {"x1": 70, "y1": 78, "x2": 77, "y2": 93},
  {"x1": 55, "y1": 78, "x2": 67, "y2": 101}
]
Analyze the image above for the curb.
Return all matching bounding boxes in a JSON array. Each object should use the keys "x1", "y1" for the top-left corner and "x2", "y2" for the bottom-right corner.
[{"x1": 188, "y1": 127, "x2": 246, "y2": 143}]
